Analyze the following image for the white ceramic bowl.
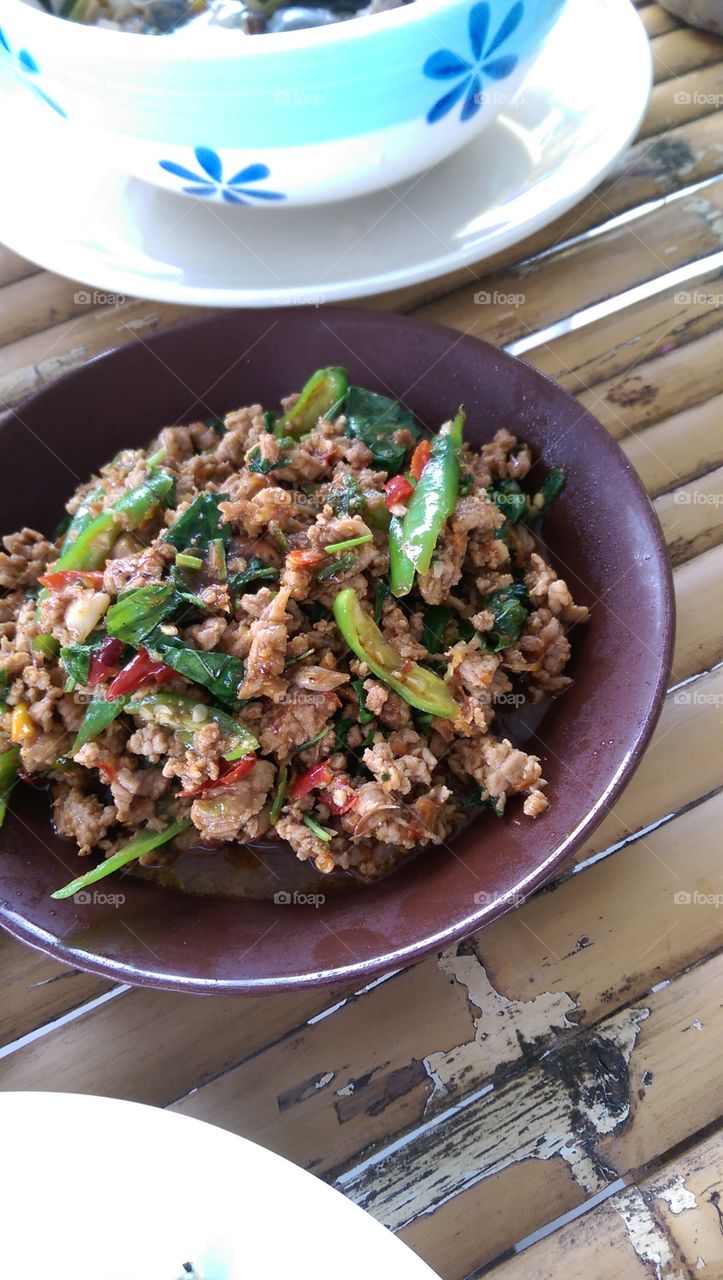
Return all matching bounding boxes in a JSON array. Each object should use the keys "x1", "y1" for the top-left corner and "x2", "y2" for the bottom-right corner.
[{"x1": 0, "y1": 0, "x2": 565, "y2": 205}]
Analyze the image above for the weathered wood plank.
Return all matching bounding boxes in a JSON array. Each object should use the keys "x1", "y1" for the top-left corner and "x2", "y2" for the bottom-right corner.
[
  {"x1": 642, "y1": 3, "x2": 680, "y2": 38},
  {"x1": 524, "y1": 265, "x2": 723, "y2": 400},
  {"x1": 419, "y1": 178, "x2": 723, "y2": 351},
  {"x1": 0, "y1": 976, "x2": 354, "y2": 1102},
  {"x1": 392, "y1": 953, "x2": 723, "y2": 1278},
  {"x1": 671, "y1": 542, "x2": 723, "y2": 682},
  {"x1": 0, "y1": 273, "x2": 109, "y2": 350},
  {"x1": 641, "y1": 57, "x2": 723, "y2": 137},
  {"x1": 170, "y1": 793, "x2": 723, "y2": 1191},
  {"x1": 488, "y1": 1129, "x2": 723, "y2": 1280},
  {"x1": 651, "y1": 27, "x2": 723, "y2": 84},
  {"x1": 0, "y1": 300, "x2": 208, "y2": 411},
  {"x1": 0, "y1": 247, "x2": 40, "y2": 290},
  {"x1": 655, "y1": 463, "x2": 723, "y2": 564},
  {"x1": 0, "y1": 932, "x2": 110, "y2": 1047},
  {"x1": 620, "y1": 390, "x2": 723, "y2": 495}
]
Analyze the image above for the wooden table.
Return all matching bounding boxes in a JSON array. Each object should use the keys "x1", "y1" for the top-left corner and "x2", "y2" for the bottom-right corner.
[{"x1": 1, "y1": 3, "x2": 722, "y2": 1276}]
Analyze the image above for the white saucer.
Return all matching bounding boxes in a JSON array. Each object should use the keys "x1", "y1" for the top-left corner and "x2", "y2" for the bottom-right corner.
[
  {"x1": 0, "y1": 0, "x2": 650, "y2": 307},
  {"x1": 0, "y1": 1092, "x2": 440, "y2": 1280}
]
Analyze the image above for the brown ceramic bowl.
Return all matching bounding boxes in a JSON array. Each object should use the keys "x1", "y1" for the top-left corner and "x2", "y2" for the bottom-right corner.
[{"x1": 0, "y1": 309, "x2": 674, "y2": 994}]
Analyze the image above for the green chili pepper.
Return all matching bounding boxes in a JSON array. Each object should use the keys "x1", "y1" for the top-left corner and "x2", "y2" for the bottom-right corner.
[
  {"x1": 389, "y1": 516, "x2": 415, "y2": 599},
  {"x1": 274, "y1": 367, "x2": 348, "y2": 439},
  {"x1": 124, "y1": 692, "x2": 259, "y2": 760},
  {"x1": 55, "y1": 470, "x2": 174, "y2": 573},
  {"x1": 333, "y1": 588, "x2": 459, "y2": 719},
  {"x1": 390, "y1": 410, "x2": 464, "y2": 597},
  {"x1": 57, "y1": 485, "x2": 105, "y2": 558},
  {"x1": 50, "y1": 818, "x2": 192, "y2": 900},
  {"x1": 71, "y1": 693, "x2": 131, "y2": 754},
  {"x1": 0, "y1": 746, "x2": 20, "y2": 829},
  {"x1": 269, "y1": 764, "x2": 288, "y2": 825}
]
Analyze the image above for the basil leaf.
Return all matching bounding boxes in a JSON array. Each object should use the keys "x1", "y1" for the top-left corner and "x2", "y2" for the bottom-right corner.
[
  {"x1": 228, "y1": 557, "x2": 279, "y2": 596},
  {"x1": 144, "y1": 629, "x2": 244, "y2": 708},
  {"x1": 163, "y1": 492, "x2": 231, "y2": 553},
  {"x1": 422, "y1": 605, "x2": 455, "y2": 655},
  {"x1": 488, "y1": 479, "x2": 528, "y2": 525},
  {"x1": 351, "y1": 678, "x2": 374, "y2": 725},
  {"x1": 106, "y1": 583, "x2": 178, "y2": 646},
  {"x1": 344, "y1": 387, "x2": 419, "y2": 476},
  {"x1": 483, "y1": 583, "x2": 530, "y2": 651}
]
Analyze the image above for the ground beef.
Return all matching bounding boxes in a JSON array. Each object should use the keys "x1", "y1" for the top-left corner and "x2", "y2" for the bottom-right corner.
[
  {"x1": 0, "y1": 529, "x2": 53, "y2": 589},
  {"x1": 52, "y1": 784, "x2": 117, "y2": 856}
]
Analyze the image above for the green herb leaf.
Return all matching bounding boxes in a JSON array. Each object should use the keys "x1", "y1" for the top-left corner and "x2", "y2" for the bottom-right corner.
[
  {"x1": 422, "y1": 605, "x2": 455, "y2": 655},
  {"x1": 292, "y1": 727, "x2": 329, "y2": 755},
  {"x1": 344, "y1": 386, "x2": 419, "y2": 475},
  {"x1": 246, "y1": 444, "x2": 291, "y2": 475},
  {"x1": 482, "y1": 583, "x2": 530, "y2": 651},
  {"x1": 105, "y1": 583, "x2": 178, "y2": 647},
  {"x1": 351, "y1": 678, "x2": 374, "y2": 725},
  {"x1": 71, "y1": 693, "x2": 132, "y2": 753},
  {"x1": 374, "y1": 578, "x2": 391, "y2": 625},
  {"x1": 50, "y1": 818, "x2": 192, "y2": 900},
  {"x1": 144, "y1": 629, "x2": 244, "y2": 707},
  {"x1": 228, "y1": 558, "x2": 279, "y2": 596},
  {"x1": 270, "y1": 764, "x2": 288, "y2": 825},
  {"x1": 302, "y1": 814, "x2": 333, "y2": 842},
  {"x1": 163, "y1": 492, "x2": 231, "y2": 553},
  {"x1": 327, "y1": 475, "x2": 363, "y2": 517},
  {"x1": 487, "y1": 479, "x2": 528, "y2": 524},
  {"x1": 525, "y1": 467, "x2": 566, "y2": 522},
  {"x1": 334, "y1": 716, "x2": 353, "y2": 751},
  {"x1": 0, "y1": 746, "x2": 20, "y2": 828},
  {"x1": 316, "y1": 554, "x2": 356, "y2": 581}
]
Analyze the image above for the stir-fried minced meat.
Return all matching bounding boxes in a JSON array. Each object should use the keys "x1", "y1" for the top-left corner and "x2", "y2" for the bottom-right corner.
[{"x1": 0, "y1": 371, "x2": 589, "y2": 895}]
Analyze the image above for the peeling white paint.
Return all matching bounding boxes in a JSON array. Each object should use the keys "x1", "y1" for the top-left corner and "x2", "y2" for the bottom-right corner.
[
  {"x1": 316, "y1": 1072, "x2": 335, "y2": 1090},
  {"x1": 341, "y1": 1005, "x2": 650, "y2": 1231},
  {"x1": 615, "y1": 1186, "x2": 687, "y2": 1280},
  {"x1": 423, "y1": 950, "x2": 579, "y2": 1107},
  {"x1": 654, "y1": 1174, "x2": 698, "y2": 1214},
  {"x1": 692, "y1": 1018, "x2": 704, "y2": 1031},
  {"x1": 336, "y1": 1082, "x2": 355, "y2": 1097},
  {"x1": 696, "y1": 1257, "x2": 706, "y2": 1269}
]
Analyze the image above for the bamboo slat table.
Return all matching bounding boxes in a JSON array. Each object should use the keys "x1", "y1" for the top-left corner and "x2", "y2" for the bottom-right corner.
[{"x1": 1, "y1": 4, "x2": 722, "y2": 1277}]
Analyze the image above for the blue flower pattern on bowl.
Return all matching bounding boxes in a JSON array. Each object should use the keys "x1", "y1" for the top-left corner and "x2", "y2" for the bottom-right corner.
[
  {"x1": 159, "y1": 148, "x2": 286, "y2": 205},
  {"x1": 424, "y1": 1, "x2": 524, "y2": 125},
  {"x1": 0, "y1": 27, "x2": 67, "y2": 117}
]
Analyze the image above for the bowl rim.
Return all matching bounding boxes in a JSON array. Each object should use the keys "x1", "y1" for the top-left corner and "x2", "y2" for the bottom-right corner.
[
  {"x1": 0, "y1": 307, "x2": 675, "y2": 993},
  {"x1": 5, "y1": 0, "x2": 519, "y2": 58}
]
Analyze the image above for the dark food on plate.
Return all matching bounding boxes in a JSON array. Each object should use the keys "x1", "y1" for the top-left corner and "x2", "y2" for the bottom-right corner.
[
  {"x1": 0, "y1": 368, "x2": 588, "y2": 900},
  {"x1": 35, "y1": 0, "x2": 413, "y2": 36}
]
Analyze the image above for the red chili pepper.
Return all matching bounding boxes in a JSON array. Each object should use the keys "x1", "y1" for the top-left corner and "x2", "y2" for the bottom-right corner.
[
  {"x1": 98, "y1": 761, "x2": 118, "y2": 784},
  {"x1": 105, "y1": 647, "x2": 175, "y2": 700},
  {"x1": 384, "y1": 475, "x2": 415, "y2": 510},
  {"x1": 39, "y1": 570, "x2": 106, "y2": 590},
  {"x1": 179, "y1": 753, "x2": 256, "y2": 799},
  {"x1": 289, "y1": 761, "x2": 334, "y2": 800},
  {"x1": 87, "y1": 637, "x2": 125, "y2": 686},
  {"x1": 410, "y1": 439, "x2": 432, "y2": 481},
  {"x1": 288, "y1": 549, "x2": 326, "y2": 569},
  {"x1": 321, "y1": 781, "x2": 358, "y2": 816}
]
